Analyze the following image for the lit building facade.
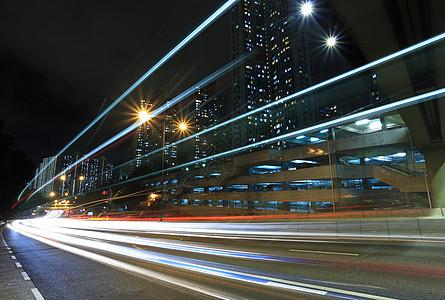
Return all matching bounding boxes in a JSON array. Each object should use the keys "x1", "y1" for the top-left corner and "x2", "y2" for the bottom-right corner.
[
  {"x1": 33, "y1": 156, "x2": 58, "y2": 196},
  {"x1": 135, "y1": 99, "x2": 153, "y2": 167},
  {"x1": 231, "y1": 0, "x2": 315, "y2": 148},
  {"x1": 178, "y1": 89, "x2": 225, "y2": 164},
  {"x1": 59, "y1": 154, "x2": 113, "y2": 196}
]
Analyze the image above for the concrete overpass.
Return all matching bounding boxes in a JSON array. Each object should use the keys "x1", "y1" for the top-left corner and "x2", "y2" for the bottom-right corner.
[
  {"x1": 143, "y1": 126, "x2": 429, "y2": 210},
  {"x1": 331, "y1": 0, "x2": 445, "y2": 207}
]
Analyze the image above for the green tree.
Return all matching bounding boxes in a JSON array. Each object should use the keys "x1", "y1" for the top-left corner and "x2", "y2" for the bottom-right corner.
[{"x1": 0, "y1": 118, "x2": 33, "y2": 217}]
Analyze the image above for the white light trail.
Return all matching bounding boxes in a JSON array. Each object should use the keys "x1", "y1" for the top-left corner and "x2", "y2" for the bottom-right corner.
[
  {"x1": 9, "y1": 220, "x2": 397, "y2": 299},
  {"x1": 17, "y1": 0, "x2": 240, "y2": 203},
  {"x1": 9, "y1": 223, "x2": 235, "y2": 300},
  {"x1": 107, "y1": 87, "x2": 445, "y2": 186},
  {"x1": 20, "y1": 30, "x2": 445, "y2": 204},
  {"x1": 15, "y1": 218, "x2": 445, "y2": 242}
]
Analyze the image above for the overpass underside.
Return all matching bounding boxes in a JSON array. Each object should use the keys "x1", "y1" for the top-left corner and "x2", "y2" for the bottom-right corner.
[{"x1": 144, "y1": 117, "x2": 432, "y2": 212}]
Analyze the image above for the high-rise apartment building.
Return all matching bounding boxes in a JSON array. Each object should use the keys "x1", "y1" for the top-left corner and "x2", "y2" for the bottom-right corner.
[
  {"x1": 178, "y1": 89, "x2": 225, "y2": 164},
  {"x1": 231, "y1": 0, "x2": 316, "y2": 147},
  {"x1": 33, "y1": 156, "x2": 58, "y2": 196},
  {"x1": 163, "y1": 104, "x2": 180, "y2": 168},
  {"x1": 135, "y1": 99, "x2": 153, "y2": 167},
  {"x1": 133, "y1": 89, "x2": 225, "y2": 172},
  {"x1": 59, "y1": 154, "x2": 113, "y2": 195}
]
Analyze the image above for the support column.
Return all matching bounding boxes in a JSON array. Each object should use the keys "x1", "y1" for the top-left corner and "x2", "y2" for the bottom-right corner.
[
  {"x1": 247, "y1": 185, "x2": 255, "y2": 210},
  {"x1": 222, "y1": 186, "x2": 229, "y2": 207},
  {"x1": 424, "y1": 148, "x2": 445, "y2": 208},
  {"x1": 204, "y1": 187, "x2": 210, "y2": 206},
  {"x1": 281, "y1": 162, "x2": 291, "y2": 211}
]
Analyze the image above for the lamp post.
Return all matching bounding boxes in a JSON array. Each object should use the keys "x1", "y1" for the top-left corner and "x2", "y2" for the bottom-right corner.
[
  {"x1": 138, "y1": 107, "x2": 187, "y2": 220},
  {"x1": 161, "y1": 121, "x2": 188, "y2": 221},
  {"x1": 72, "y1": 175, "x2": 85, "y2": 196},
  {"x1": 160, "y1": 121, "x2": 188, "y2": 221},
  {"x1": 60, "y1": 174, "x2": 66, "y2": 197}
]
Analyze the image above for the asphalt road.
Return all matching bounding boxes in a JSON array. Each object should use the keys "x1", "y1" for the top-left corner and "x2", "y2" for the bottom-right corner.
[{"x1": 5, "y1": 219, "x2": 445, "y2": 299}]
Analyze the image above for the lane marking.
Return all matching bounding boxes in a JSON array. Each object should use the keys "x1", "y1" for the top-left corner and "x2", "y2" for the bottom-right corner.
[
  {"x1": 6, "y1": 246, "x2": 11, "y2": 250},
  {"x1": 11, "y1": 226, "x2": 236, "y2": 300},
  {"x1": 289, "y1": 249, "x2": 359, "y2": 256},
  {"x1": 16, "y1": 262, "x2": 22, "y2": 268},
  {"x1": 260, "y1": 276, "x2": 394, "y2": 300},
  {"x1": 266, "y1": 281, "x2": 327, "y2": 295},
  {"x1": 8, "y1": 250, "x2": 13, "y2": 254},
  {"x1": 11, "y1": 221, "x2": 396, "y2": 300},
  {"x1": 31, "y1": 288, "x2": 45, "y2": 300},
  {"x1": 11, "y1": 255, "x2": 16, "y2": 259},
  {"x1": 21, "y1": 271, "x2": 31, "y2": 281}
]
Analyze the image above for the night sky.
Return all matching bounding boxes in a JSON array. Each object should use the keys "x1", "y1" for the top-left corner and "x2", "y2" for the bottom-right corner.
[
  {"x1": 0, "y1": 0, "x2": 364, "y2": 170},
  {"x1": 0, "y1": 0, "x2": 228, "y2": 166}
]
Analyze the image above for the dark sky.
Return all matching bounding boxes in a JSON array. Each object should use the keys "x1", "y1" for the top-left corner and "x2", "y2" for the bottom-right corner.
[{"x1": 0, "y1": 0, "x2": 228, "y2": 166}]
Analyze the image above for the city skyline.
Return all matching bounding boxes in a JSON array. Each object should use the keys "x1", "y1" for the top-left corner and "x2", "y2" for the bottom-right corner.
[
  {"x1": 4, "y1": 0, "x2": 445, "y2": 213},
  {"x1": 1, "y1": 2, "x2": 445, "y2": 299}
]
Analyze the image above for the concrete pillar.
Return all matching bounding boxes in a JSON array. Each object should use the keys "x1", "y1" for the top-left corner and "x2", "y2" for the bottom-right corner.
[
  {"x1": 281, "y1": 162, "x2": 291, "y2": 211},
  {"x1": 222, "y1": 186, "x2": 229, "y2": 207},
  {"x1": 204, "y1": 187, "x2": 211, "y2": 206},
  {"x1": 380, "y1": 117, "x2": 387, "y2": 131},
  {"x1": 406, "y1": 150, "x2": 416, "y2": 171},
  {"x1": 360, "y1": 158, "x2": 369, "y2": 190},
  {"x1": 247, "y1": 185, "x2": 255, "y2": 210},
  {"x1": 424, "y1": 148, "x2": 445, "y2": 208}
]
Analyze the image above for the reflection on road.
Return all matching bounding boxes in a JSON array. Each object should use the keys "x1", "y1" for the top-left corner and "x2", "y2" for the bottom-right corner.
[{"x1": 9, "y1": 218, "x2": 445, "y2": 299}]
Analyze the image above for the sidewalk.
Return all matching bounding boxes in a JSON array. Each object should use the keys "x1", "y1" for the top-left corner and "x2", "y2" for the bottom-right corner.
[{"x1": 0, "y1": 224, "x2": 42, "y2": 300}]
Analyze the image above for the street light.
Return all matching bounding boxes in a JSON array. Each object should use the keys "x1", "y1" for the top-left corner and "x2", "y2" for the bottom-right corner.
[
  {"x1": 160, "y1": 121, "x2": 189, "y2": 221},
  {"x1": 138, "y1": 110, "x2": 150, "y2": 123},
  {"x1": 60, "y1": 174, "x2": 67, "y2": 197},
  {"x1": 301, "y1": 1, "x2": 313, "y2": 16},
  {"x1": 72, "y1": 175, "x2": 85, "y2": 196},
  {"x1": 326, "y1": 36, "x2": 337, "y2": 47},
  {"x1": 179, "y1": 123, "x2": 187, "y2": 131},
  {"x1": 50, "y1": 191, "x2": 55, "y2": 197}
]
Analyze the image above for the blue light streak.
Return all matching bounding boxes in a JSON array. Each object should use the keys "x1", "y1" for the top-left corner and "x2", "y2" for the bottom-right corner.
[
  {"x1": 21, "y1": 31, "x2": 445, "y2": 203},
  {"x1": 124, "y1": 31, "x2": 445, "y2": 175},
  {"x1": 10, "y1": 219, "x2": 397, "y2": 299},
  {"x1": 28, "y1": 121, "x2": 141, "y2": 199},
  {"x1": 35, "y1": 55, "x2": 247, "y2": 200},
  {"x1": 107, "y1": 87, "x2": 445, "y2": 186},
  {"x1": 163, "y1": 32, "x2": 445, "y2": 150},
  {"x1": 108, "y1": 55, "x2": 248, "y2": 173},
  {"x1": 17, "y1": 0, "x2": 239, "y2": 203}
]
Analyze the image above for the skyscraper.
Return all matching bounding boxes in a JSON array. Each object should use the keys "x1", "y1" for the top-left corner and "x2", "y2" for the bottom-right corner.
[
  {"x1": 177, "y1": 88, "x2": 225, "y2": 165},
  {"x1": 133, "y1": 89, "x2": 225, "y2": 172},
  {"x1": 231, "y1": 0, "x2": 315, "y2": 147},
  {"x1": 59, "y1": 154, "x2": 113, "y2": 196},
  {"x1": 135, "y1": 99, "x2": 153, "y2": 167},
  {"x1": 33, "y1": 156, "x2": 58, "y2": 196}
]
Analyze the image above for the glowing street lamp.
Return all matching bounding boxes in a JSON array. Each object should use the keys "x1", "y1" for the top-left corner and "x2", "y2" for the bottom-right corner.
[
  {"x1": 59, "y1": 174, "x2": 67, "y2": 197},
  {"x1": 50, "y1": 191, "x2": 55, "y2": 197},
  {"x1": 179, "y1": 123, "x2": 187, "y2": 131},
  {"x1": 301, "y1": 1, "x2": 313, "y2": 16},
  {"x1": 326, "y1": 36, "x2": 337, "y2": 47},
  {"x1": 138, "y1": 110, "x2": 150, "y2": 123},
  {"x1": 79, "y1": 175, "x2": 85, "y2": 181}
]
